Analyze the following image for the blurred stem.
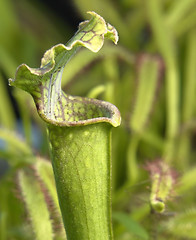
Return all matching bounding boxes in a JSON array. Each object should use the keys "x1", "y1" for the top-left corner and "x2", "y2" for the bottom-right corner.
[
  {"x1": 0, "y1": 185, "x2": 7, "y2": 240},
  {"x1": 165, "y1": 62, "x2": 179, "y2": 140},
  {"x1": 127, "y1": 134, "x2": 140, "y2": 184},
  {"x1": 175, "y1": 10, "x2": 196, "y2": 37},
  {"x1": 0, "y1": 46, "x2": 17, "y2": 77},
  {"x1": 0, "y1": 212, "x2": 7, "y2": 240},
  {"x1": 103, "y1": 56, "x2": 119, "y2": 105},
  {"x1": 126, "y1": 7, "x2": 145, "y2": 50},
  {"x1": 176, "y1": 135, "x2": 190, "y2": 170},
  {"x1": 131, "y1": 204, "x2": 151, "y2": 222},
  {"x1": 141, "y1": 131, "x2": 164, "y2": 152},
  {"x1": 0, "y1": 129, "x2": 33, "y2": 156},
  {"x1": 182, "y1": 30, "x2": 196, "y2": 122},
  {"x1": 87, "y1": 85, "x2": 105, "y2": 99},
  {"x1": 166, "y1": 0, "x2": 196, "y2": 27},
  {"x1": 127, "y1": 131, "x2": 164, "y2": 184},
  {"x1": 176, "y1": 30, "x2": 196, "y2": 169},
  {"x1": 14, "y1": 90, "x2": 32, "y2": 145},
  {"x1": 0, "y1": 73, "x2": 16, "y2": 129},
  {"x1": 113, "y1": 134, "x2": 141, "y2": 207},
  {"x1": 147, "y1": 0, "x2": 179, "y2": 162}
]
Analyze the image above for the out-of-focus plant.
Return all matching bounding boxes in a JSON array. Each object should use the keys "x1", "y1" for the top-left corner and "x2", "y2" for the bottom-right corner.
[{"x1": 1, "y1": 0, "x2": 196, "y2": 239}]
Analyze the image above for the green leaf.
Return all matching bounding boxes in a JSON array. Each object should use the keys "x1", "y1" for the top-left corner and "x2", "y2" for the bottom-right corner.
[
  {"x1": 35, "y1": 158, "x2": 59, "y2": 210},
  {"x1": 0, "y1": 175, "x2": 30, "y2": 240},
  {"x1": 35, "y1": 158, "x2": 66, "y2": 239},
  {"x1": 19, "y1": 170, "x2": 54, "y2": 240},
  {"x1": 113, "y1": 212, "x2": 149, "y2": 240}
]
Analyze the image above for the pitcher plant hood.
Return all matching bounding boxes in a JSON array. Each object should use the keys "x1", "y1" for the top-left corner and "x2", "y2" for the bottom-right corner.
[{"x1": 9, "y1": 11, "x2": 121, "y2": 128}]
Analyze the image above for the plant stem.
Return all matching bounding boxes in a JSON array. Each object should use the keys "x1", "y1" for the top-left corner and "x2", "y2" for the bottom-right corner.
[{"x1": 146, "y1": 0, "x2": 180, "y2": 162}]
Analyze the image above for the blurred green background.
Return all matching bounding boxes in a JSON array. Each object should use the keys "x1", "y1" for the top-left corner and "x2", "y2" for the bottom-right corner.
[{"x1": 1, "y1": 0, "x2": 196, "y2": 239}]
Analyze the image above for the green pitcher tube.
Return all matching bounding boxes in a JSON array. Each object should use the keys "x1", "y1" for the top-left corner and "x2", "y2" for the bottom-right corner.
[
  {"x1": 9, "y1": 11, "x2": 121, "y2": 240},
  {"x1": 48, "y1": 123, "x2": 112, "y2": 239}
]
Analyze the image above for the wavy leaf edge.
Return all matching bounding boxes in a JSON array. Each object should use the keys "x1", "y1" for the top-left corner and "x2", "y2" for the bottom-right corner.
[{"x1": 9, "y1": 11, "x2": 121, "y2": 128}]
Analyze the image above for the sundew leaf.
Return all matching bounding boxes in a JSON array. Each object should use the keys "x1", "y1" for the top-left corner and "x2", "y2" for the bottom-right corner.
[
  {"x1": 35, "y1": 158, "x2": 59, "y2": 210},
  {"x1": 113, "y1": 212, "x2": 149, "y2": 240},
  {"x1": 35, "y1": 158, "x2": 66, "y2": 239},
  {"x1": 0, "y1": 175, "x2": 32, "y2": 240},
  {"x1": 9, "y1": 11, "x2": 120, "y2": 128},
  {"x1": 19, "y1": 170, "x2": 53, "y2": 240}
]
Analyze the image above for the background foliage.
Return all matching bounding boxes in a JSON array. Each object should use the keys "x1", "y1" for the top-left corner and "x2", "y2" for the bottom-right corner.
[{"x1": 1, "y1": 0, "x2": 196, "y2": 239}]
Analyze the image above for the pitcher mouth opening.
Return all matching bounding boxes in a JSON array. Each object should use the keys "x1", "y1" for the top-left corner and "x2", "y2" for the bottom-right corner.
[{"x1": 37, "y1": 92, "x2": 121, "y2": 127}]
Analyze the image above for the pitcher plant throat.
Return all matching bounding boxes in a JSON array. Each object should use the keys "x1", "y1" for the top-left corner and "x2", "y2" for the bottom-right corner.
[{"x1": 9, "y1": 11, "x2": 121, "y2": 240}]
